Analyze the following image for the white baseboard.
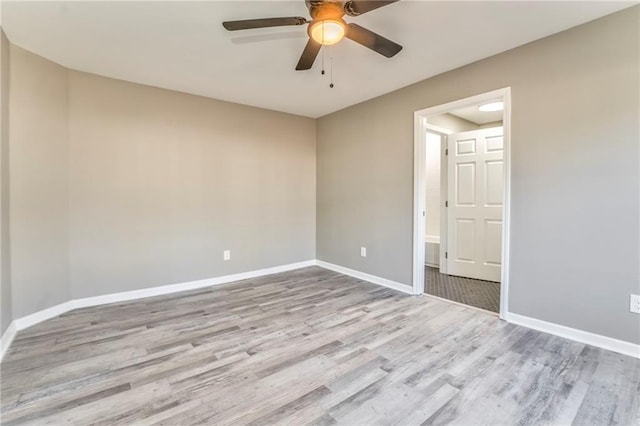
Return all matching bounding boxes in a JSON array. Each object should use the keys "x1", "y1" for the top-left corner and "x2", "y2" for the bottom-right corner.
[
  {"x1": 0, "y1": 321, "x2": 17, "y2": 362},
  {"x1": 506, "y1": 312, "x2": 640, "y2": 359},
  {"x1": 315, "y1": 260, "x2": 414, "y2": 295},
  {"x1": 14, "y1": 300, "x2": 77, "y2": 331},
  {"x1": 1, "y1": 259, "x2": 316, "y2": 362},
  {"x1": 4, "y1": 260, "x2": 638, "y2": 362},
  {"x1": 425, "y1": 235, "x2": 440, "y2": 244},
  {"x1": 1, "y1": 259, "x2": 409, "y2": 362},
  {"x1": 71, "y1": 260, "x2": 316, "y2": 311}
]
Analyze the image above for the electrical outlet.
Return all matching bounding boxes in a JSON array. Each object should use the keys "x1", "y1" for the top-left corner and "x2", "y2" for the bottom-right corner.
[
  {"x1": 630, "y1": 294, "x2": 640, "y2": 314},
  {"x1": 223, "y1": 250, "x2": 231, "y2": 261},
  {"x1": 360, "y1": 247, "x2": 367, "y2": 257}
]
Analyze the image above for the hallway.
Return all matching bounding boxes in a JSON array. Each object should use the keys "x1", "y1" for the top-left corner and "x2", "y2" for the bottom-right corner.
[{"x1": 425, "y1": 266, "x2": 500, "y2": 313}]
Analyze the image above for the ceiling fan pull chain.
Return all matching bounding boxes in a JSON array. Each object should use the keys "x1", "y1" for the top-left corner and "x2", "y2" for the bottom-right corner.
[
  {"x1": 329, "y1": 54, "x2": 334, "y2": 88},
  {"x1": 321, "y1": 22, "x2": 326, "y2": 75}
]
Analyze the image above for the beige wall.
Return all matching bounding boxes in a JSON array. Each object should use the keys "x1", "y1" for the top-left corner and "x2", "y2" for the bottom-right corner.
[
  {"x1": 9, "y1": 45, "x2": 71, "y2": 318},
  {"x1": 317, "y1": 7, "x2": 640, "y2": 344},
  {"x1": 67, "y1": 71, "x2": 316, "y2": 297},
  {"x1": 429, "y1": 114, "x2": 502, "y2": 133},
  {"x1": 5, "y1": 47, "x2": 316, "y2": 318},
  {"x1": 1, "y1": 29, "x2": 12, "y2": 334},
  {"x1": 479, "y1": 121, "x2": 503, "y2": 129},
  {"x1": 429, "y1": 113, "x2": 478, "y2": 132}
]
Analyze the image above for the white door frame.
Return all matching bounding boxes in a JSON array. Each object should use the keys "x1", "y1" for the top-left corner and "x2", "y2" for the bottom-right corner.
[
  {"x1": 422, "y1": 126, "x2": 451, "y2": 273},
  {"x1": 412, "y1": 87, "x2": 512, "y2": 320}
]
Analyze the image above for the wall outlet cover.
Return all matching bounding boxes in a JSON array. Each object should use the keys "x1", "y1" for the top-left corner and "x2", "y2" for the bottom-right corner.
[
  {"x1": 360, "y1": 247, "x2": 367, "y2": 257},
  {"x1": 224, "y1": 250, "x2": 231, "y2": 261},
  {"x1": 630, "y1": 294, "x2": 640, "y2": 314}
]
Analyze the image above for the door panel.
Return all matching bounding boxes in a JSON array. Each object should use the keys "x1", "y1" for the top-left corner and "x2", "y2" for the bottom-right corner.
[
  {"x1": 456, "y1": 163, "x2": 476, "y2": 205},
  {"x1": 455, "y1": 219, "x2": 476, "y2": 262},
  {"x1": 456, "y1": 138, "x2": 476, "y2": 155},
  {"x1": 447, "y1": 127, "x2": 503, "y2": 282},
  {"x1": 484, "y1": 219, "x2": 502, "y2": 266},
  {"x1": 486, "y1": 135, "x2": 504, "y2": 152},
  {"x1": 485, "y1": 160, "x2": 504, "y2": 206}
]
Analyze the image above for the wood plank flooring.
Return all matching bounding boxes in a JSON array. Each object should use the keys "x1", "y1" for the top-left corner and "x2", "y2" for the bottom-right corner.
[{"x1": 1, "y1": 266, "x2": 638, "y2": 425}]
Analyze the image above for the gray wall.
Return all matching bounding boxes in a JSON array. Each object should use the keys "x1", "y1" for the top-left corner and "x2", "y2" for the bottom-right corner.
[
  {"x1": 9, "y1": 45, "x2": 71, "y2": 319},
  {"x1": 67, "y1": 71, "x2": 316, "y2": 298},
  {"x1": 1, "y1": 29, "x2": 12, "y2": 335},
  {"x1": 317, "y1": 7, "x2": 640, "y2": 344}
]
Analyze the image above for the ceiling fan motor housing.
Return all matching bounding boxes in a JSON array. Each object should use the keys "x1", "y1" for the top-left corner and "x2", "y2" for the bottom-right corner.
[
  {"x1": 306, "y1": 1, "x2": 347, "y2": 41},
  {"x1": 307, "y1": 1, "x2": 345, "y2": 20},
  {"x1": 305, "y1": 0, "x2": 362, "y2": 17}
]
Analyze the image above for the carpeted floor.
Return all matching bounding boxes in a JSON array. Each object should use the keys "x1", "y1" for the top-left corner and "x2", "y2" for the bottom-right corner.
[{"x1": 425, "y1": 266, "x2": 500, "y2": 313}]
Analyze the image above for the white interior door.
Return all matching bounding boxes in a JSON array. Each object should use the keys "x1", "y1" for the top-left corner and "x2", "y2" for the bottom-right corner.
[{"x1": 447, "y1": 127, "x2": 503, "y2": 282}]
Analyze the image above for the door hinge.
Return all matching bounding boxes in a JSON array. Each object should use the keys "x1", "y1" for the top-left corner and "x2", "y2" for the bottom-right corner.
[
  {"x1": 445, "y1": 148, "x2": 449, "y2": 156},
  {"x1": 445, "y1": 252, "x2": 448, "y2": 259},
  {"x1": 445, "y1": 201, "x2": 448, "y2": 208}
]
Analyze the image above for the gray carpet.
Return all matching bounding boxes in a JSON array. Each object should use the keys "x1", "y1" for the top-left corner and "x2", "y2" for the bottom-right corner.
[{"x1": 425, "y1": 266, "x2": 500, "y2": 313}]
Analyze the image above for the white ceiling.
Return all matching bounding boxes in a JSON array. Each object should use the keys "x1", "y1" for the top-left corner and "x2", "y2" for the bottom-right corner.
[
  {"x1": 450, "y1": 103, "x2": 503, "y2": 125},
  {"x1": 1, "y1": 1, "x2": 634, "y2": 118}
]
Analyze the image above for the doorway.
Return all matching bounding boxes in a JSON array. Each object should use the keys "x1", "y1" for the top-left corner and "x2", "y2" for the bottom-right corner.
[{"x1": 413, "y1": 88, "x2": 511, "y2": 318}]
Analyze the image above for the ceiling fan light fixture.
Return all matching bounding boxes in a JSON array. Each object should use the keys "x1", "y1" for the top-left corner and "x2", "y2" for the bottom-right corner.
[
  {"x1": 309, "y1": 19, "x2": 346, "y2": 45},
  {"x1": 478, "y1": 101, "x2": 504, "y2": 112}
]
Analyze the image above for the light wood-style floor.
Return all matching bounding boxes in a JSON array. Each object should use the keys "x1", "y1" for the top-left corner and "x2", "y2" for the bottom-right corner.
[{"x1": 1, "y1": 267, "x2": 638, "y2": 425}]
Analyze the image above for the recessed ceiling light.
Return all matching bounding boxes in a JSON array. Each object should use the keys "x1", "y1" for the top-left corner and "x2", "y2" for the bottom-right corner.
[{"x1": 478, "y1": 101, "x2": 504, "y2": 112}]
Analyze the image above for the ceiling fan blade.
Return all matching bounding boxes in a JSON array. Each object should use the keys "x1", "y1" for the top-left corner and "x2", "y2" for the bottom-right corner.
[
  {"x1": 296, "y1": 39, "x2": 322, "y2": 70},
  {"x1": 345, "y1": 23, "x2": 402, "y2": 58},
  {"x1": 344, "y1": 0, "x2": 400, "y2": 16},
  {"x1": 223, "y1": 17, "x2": 307, "y2": 31}
]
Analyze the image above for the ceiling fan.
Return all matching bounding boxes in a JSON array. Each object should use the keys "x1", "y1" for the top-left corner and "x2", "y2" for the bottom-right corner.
[{"x1": 222, "y1": 0, "x2": 402, "y2": 71}]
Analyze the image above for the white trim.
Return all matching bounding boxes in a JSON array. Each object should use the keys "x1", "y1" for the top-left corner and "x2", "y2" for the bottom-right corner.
[
  {"x1": 424, "y1": 235, "x2": 440, "y2": 244},
  {"x1": 70, "y1": 260, "x2": 316, "y2": 311},
  {"x1": 3, "y1": 260, "x2": 639, "y2": 362},
  {"x1": 506, "y1": 312, "x2": 640, "y2": 359},
  {"x1": 316, "y1": 260, "x2": 414, "y2": 295},
  {"x1": 423, "y1": 122, "x2": 453, "y2": 135},
  {"x1": 0, "y1": 321, "x2": 17, "y2": 362},
  {"x1": 439, "y1": 132, "x2": 448, "y2": 274},
  {"x1": 418, "y1": 88, "x2": 508, "y2": 117},
  {"x1": 499, "y1": 90, "x2": 512, "y2": 319},
  {"x1": 413, "y1": 87, "x2": 512, "y2": 320},
  {"x1": 13, "y1": 300, "x2": 77, "y2": 331},
  {"x1": 2, "y1": 260, "x2": 315, "y2": 345},
  {"x1": 424, "y1": 237, "x2": 440, "y2": 269},
  {"x1": 3, "y1": 258, "x2": 411, "y2": 351},
  {"x1": 413, "y1": 114, "x2": 427, "y2": 294}
]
